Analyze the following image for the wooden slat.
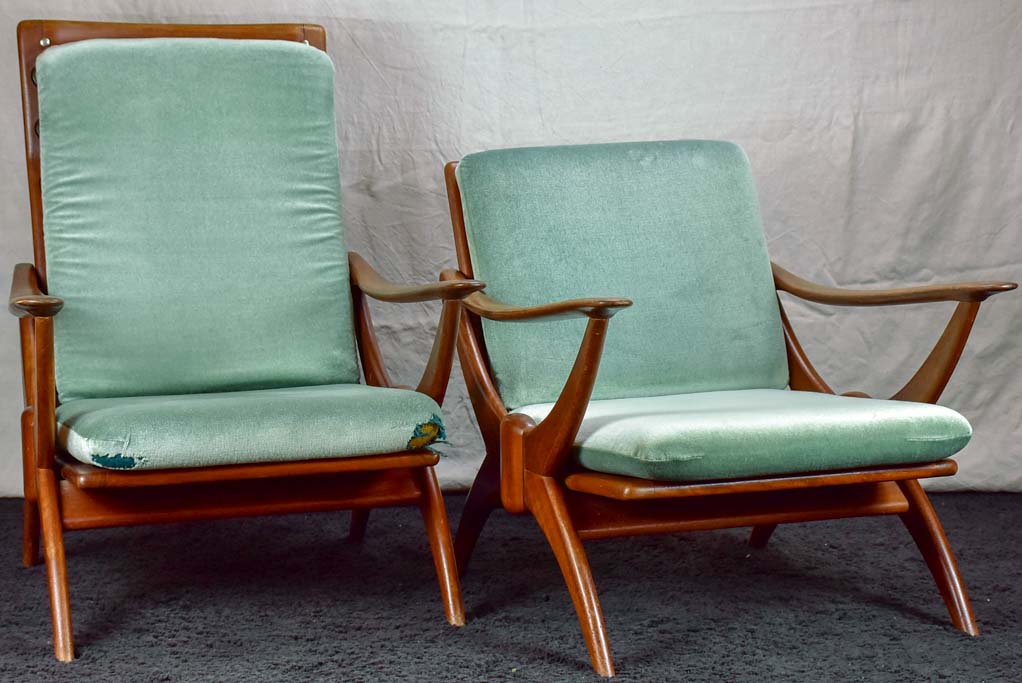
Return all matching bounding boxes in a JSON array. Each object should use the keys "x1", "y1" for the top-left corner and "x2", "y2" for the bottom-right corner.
[
  {"x1": 563, "y1": 460, "x2": 956, "y2": 501},
  {"x1": 60, "y1": 469, "x2": 423, "y2": 530},
  {"x1": 59, "y1": 451, "x2": 438, "y2": 489},
  {"x1": 569, "y1": 481, "x2": 908, "y2": 541}
]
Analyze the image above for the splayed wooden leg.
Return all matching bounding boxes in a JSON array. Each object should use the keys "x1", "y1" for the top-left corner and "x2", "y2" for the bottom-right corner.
[
  {"x1": 348, "y1": 508, "x2": 370, "y2": 542},
  {"x1": 748, "y1": 523, "x2": 777, "y2": 549},
  {"x1": 38, "y1": 468, "x2": 74, "y2": 661},
  {"x1": 453, "y1": 451, "x2": 501, "y2": 574},
  {"x1": 417, "y1": 467, "x2": 465, "y2": 626},
  {"x1": 898, "y1": 479, "x2": 978, "y2": 635},
  {"x1": 526, "y1": 472, "x2": 614, "y2": 677}
]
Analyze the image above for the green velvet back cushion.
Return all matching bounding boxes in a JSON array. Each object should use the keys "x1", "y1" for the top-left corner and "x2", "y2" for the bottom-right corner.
[
  {"x1": 456, "y1": 141, "x2": 788, "y2": 409},
  {"x1": 37, "y1": 39, "x2": 358, "y2": 402}
]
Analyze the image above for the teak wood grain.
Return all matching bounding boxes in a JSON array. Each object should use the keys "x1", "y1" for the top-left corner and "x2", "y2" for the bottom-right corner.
[
  {"x1": 462, "y1": 290, "x2": 632, "y2": 321},
  {"x1": 563, "y1": 460, "x2": 958, "y2": 501},
  {"x1": 442, "y1": 158, "x2": 1016, "y2": 676},
  {"x1": 772, "y1": 262, "x2": 1016, "y2": 306},
  {"x1": 12, "y1": 20, "x2": 471, "y2": 662}
]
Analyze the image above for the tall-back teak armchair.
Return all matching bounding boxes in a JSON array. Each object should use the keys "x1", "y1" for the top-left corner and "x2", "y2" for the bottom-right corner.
[
  {"x1": 11, "y1": 20, "x2": 481, "y2": 662},
  {"x1": 442, "y1": 140, "x2": 1016, "y2": 676}
]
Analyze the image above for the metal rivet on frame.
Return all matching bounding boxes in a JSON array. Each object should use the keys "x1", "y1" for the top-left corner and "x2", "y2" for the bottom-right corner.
[{"x1": 40, "y1": 37, "x2": 51, "y2": 47}]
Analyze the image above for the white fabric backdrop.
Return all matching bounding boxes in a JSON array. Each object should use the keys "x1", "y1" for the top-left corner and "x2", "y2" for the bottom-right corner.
[{"x1": 0, "y1": 0, "x2": 1018, "y2": 495}]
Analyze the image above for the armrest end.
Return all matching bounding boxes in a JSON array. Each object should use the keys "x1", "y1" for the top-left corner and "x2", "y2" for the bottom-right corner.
[
  {"x1": 9, "y1": 263, "x2": 63, "y2": 318},
  {"x1": 350, "y1": 252, "x2": 483, "y2": 303},
  {"x1": 968, "y1": 281, "x2": 1018, "y2": 301},
  {"x1": 463, "y1": 291, "x2": 632, "y2": 322}
]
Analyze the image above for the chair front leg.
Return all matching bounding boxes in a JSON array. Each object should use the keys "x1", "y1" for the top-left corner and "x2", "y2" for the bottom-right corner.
[
  {"x1": 415, "y1": 467, "x2": 465, "y2": 626},
  {"x1": 525, "y1": 471, "x2": 614, "y2": 677},
  {"x1": 897, "y1": 479, "x2": 979, "y2": 635},
  {"x1": 19, "y1": 318, "x2": 41, "y2": 566},
  {"x1": 21, "y1": 408, "x2": 41, "y2": 566},
  {"x1": 27, "y1": 317, "x2": 74, "y2": 660},
  {"x1": 37, "y1": 467, "x2": 74, "y2": 661}
]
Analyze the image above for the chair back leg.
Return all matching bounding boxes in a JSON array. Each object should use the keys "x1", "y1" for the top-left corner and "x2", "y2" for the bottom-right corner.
[
  {"x1": 897, "y1": 479, "x2": 979, "y2": 635},
  {"x1": 453, "y1": 450, "x2": 501, "y2": 574},
  {"x1": 748, "y1": 523, "x2": 778, "y2": 549},
  {"x1": 416, "y1": 467, "x2": 466, "y2": 626},
  {"x1": 37, "y1": 468, "x2": 74, "y2": 661},
  {"x1": 348, "y1": 508, "x2": 370, "y2": 542},
  {"x1": 525, "y1": 472, "x2": 615, "y2": 677},
  {"x1": 23, "y1": 497, "x2": 41, "y2": 567}
]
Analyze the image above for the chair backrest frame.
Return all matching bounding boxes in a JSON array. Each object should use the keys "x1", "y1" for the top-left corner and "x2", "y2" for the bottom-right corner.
[{"x1": 446, "y1": 142, "x2": 789, "y2": 411}]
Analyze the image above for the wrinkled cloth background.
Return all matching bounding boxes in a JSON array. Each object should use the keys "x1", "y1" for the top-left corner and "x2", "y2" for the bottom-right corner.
[{"x1": 0, "y1": 1, "x2": 1018, "y2": 495}]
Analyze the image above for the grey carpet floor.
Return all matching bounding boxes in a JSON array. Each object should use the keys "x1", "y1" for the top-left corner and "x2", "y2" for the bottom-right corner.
[{"x1": 0, "y1": 493, "x2": 1019, "y2": 682}]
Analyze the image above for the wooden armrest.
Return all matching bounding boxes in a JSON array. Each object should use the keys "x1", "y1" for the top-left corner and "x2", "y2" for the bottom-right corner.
[
  {"x1": 463, "y1": 291, "x2": 632, "y2": 322},
  {"x1": 777, "y1": 259, "x2": 1015, "y2": 403},
  {"x1": 349, "y1": 252, "x2": 484, "y2": 303},
  {"x1": 773, "y1": 262, "x2": 1016, "y2": 306},
  {"x1": 351, "y1": 260, "x2": 481, "y2": 405},
  {"x1": 9, "y1": 263, "x2": 63, "y2": 318}
]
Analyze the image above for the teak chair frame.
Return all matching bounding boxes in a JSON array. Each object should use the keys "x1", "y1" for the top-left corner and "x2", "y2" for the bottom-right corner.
[
  {"x1": 441, "y1": 161, "x2": 1017, "y2": 677},
  {"x1": 11, "y1": 20, "x2": 481, "y2": 662}
]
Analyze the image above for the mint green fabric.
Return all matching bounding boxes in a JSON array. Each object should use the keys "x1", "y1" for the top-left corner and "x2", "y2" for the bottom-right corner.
[
  {"x1": 56, "y1": 384, "x2": 446, "y2": 470},
  {"x1": 37, "y1": 39, "x2": 358, "y2": 402},
  {"x1": 517, "y1": 390, "x2": 971, "y2": 481},
  {"x1": 455, "y1": 141, "x2": 787, "y2": 410}
]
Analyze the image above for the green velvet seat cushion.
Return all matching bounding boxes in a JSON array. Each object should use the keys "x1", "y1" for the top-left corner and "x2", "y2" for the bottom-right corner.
[
  {"x1": 37, "y1": 38, "x2": 358, "y2": 402},
  {"x1": 516, "y1": 389, "x2": 971, "y2": 482},
  {"x1": 455, "y1": 140, "x2": 788, "y2": 409},
  {"x1": 56, "y1": 384, "x2": 446, "y2": 470}
]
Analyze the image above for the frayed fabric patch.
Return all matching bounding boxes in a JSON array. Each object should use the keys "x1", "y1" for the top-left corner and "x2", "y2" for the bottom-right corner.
[
  {"x1": 408, "y1": 414, "x2": 448, "y2": 454},
  {"x1": 90, "y1": 453, "x2": 138, "y2": 469}
]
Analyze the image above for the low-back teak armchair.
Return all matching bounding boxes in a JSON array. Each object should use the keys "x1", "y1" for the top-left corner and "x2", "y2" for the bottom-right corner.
[
  {"x1": 11, "y1": 20, "x2": 481, "y2": 661},
  {"x1": 442, "y1": 140, "x2": 1016, "y2": 676}
]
